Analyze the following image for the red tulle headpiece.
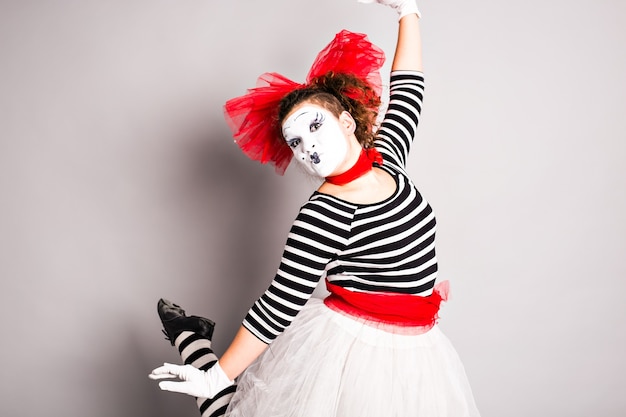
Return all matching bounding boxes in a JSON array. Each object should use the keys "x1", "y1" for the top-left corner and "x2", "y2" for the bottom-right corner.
[{"x1": 223, "y1": 30, "x2": 386, "y2": 175}]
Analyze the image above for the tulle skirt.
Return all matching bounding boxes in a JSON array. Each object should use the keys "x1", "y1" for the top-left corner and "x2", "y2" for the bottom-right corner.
[{"x1": 225, "y1": 298, "x2": 480, "y2": 417}]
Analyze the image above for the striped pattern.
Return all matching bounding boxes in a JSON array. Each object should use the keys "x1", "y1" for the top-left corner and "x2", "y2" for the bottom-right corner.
[
  {"x1": 244, "y1": 71, "x2": 434, "y2": 344},
  {"x1": 175, "y1": 331, "x2": 236, "y2": 417}
]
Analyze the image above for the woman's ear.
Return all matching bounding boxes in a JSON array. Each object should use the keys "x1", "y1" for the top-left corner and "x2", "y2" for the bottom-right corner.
[{"x1": 339, "y1": 111, "x2": 356, "y2": 134}]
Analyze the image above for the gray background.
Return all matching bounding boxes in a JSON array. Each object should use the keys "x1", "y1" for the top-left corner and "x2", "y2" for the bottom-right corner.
[{"x1": 1, "y1": 1, "x2": 624, "y2": 416}]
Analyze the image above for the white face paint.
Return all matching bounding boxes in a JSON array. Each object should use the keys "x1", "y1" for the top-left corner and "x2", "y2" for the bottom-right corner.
[{"x1": 281, "y1": 105, "x2": 349, "y2": 177}]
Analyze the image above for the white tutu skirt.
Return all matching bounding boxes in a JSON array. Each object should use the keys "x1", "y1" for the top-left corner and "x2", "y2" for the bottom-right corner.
[{"x1": 225, "y1": 298, "x2": 480, "y2": 417}]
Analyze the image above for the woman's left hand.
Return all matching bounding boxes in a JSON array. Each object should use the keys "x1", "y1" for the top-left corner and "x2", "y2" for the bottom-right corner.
[
  {"x1": 149, "y1": 361, "x2": 234, "y2": 398},
  {"x1": 357, "y1": 0, "x2": 421, "y2": 19}
]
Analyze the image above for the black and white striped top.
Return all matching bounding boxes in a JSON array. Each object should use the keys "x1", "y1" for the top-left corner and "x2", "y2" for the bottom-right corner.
[{"x1": 244, "y1": 71, "x2": 435, "y2": 344}]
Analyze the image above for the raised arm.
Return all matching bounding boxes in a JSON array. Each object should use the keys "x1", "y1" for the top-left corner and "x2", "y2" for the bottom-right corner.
[
  {"x1": 359, "y1": 0, "x2": 423, "y2": 71},
  {"x1": 368, "y1": 1, "x2": 425, "y2": 169},
  {"x1": 392, "y1": 13, "x2": 423, "y2": 72}
]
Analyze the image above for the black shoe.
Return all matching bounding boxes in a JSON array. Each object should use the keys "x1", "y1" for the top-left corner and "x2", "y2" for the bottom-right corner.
[{"x1": 157, "y1": 298, "x2": 215, "y2": 346}]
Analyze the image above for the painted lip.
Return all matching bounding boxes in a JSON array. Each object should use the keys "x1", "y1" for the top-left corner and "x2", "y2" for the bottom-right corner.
[{"x1": 310, "y1": 152, "x2": 321, "y2": 164}]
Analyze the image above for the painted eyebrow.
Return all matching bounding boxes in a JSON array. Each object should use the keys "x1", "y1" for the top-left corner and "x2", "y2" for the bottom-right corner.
[
  {"x1": 283, "y1": 109, "x2": 322, "y2": 134},
  {"x1": 293, "y1": 111, "x2": 312, "y2": 122},
  {"x1": 292, "y1": 108, "x2": 324, "y2": 123}
]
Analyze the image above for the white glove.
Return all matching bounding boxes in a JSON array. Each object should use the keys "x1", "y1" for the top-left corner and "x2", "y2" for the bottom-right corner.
[
  {"x1": 358, "y1": 0, "x2": 421, "y2": 20},
  {"x1": 149, "y1": 361, "x2": 234, "y2": 399}
]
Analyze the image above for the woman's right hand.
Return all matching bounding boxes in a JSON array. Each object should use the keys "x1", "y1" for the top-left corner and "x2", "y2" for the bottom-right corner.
[
  {"x1": 149, "y1": 361, "x2": 234, "y2": 399},
  {"x1": 357, "y1": 0, "x2": 421, "y2": 20}
]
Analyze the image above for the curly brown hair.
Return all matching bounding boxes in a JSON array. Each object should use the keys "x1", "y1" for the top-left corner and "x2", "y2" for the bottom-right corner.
[{"x1": 277, "y1": 72, "x2": 381, "y2": 149}]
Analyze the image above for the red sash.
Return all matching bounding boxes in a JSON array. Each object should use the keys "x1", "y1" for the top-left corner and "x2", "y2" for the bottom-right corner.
[{"x1": 324, "y1": 279, "x2": 449, "y2": 329}]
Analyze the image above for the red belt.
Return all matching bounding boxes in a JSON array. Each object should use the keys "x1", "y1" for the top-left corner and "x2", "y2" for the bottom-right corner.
[{"x1": 324, "y1": 279, "x2": 449, "y2": 330}]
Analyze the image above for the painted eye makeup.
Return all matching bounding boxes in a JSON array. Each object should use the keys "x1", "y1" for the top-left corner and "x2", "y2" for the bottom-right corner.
[
  {"x1": 287, "y1": 138, "x2": 301, "y2": 148},
  {"x1": 309, "y1": 112, "x2": 324, "y2": 132}
]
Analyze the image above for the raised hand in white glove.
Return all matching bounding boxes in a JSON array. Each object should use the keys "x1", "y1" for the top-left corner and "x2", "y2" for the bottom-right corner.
[
  {"x1": 149, "y1": 361, "x2": 234, "y2": 399},
  {"x1": 358, "y1": 0, "x2": 421, "y2": 20}
]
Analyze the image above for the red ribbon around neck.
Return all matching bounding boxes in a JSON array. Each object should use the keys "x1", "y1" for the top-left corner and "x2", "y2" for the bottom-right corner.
[{"x1": 325, "y1": 148, "x2": 383, "y2": 185}]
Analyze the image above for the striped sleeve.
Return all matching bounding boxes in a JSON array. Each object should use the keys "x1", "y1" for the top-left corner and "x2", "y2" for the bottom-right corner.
[
  {"x1": 242, "y1": 197, "x2": 356, "y2": 344},
  {"x1": 375, "y1": 71, "x2": 425, "y2": 170}
]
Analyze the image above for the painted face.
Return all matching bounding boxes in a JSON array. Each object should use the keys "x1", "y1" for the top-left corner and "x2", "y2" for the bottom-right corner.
[{"x1": 281, "y1": 105, "x2": 349, "y2": 177}]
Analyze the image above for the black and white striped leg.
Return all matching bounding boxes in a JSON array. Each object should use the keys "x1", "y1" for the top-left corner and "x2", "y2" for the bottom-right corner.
[{"x1": 174, "y1": 331, "x2": 236, "y2": 417}]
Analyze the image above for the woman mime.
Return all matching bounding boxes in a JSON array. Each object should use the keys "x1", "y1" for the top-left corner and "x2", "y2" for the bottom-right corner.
[{"x1": 149, "y1": 0, "x2": 481, "y2": 416}]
